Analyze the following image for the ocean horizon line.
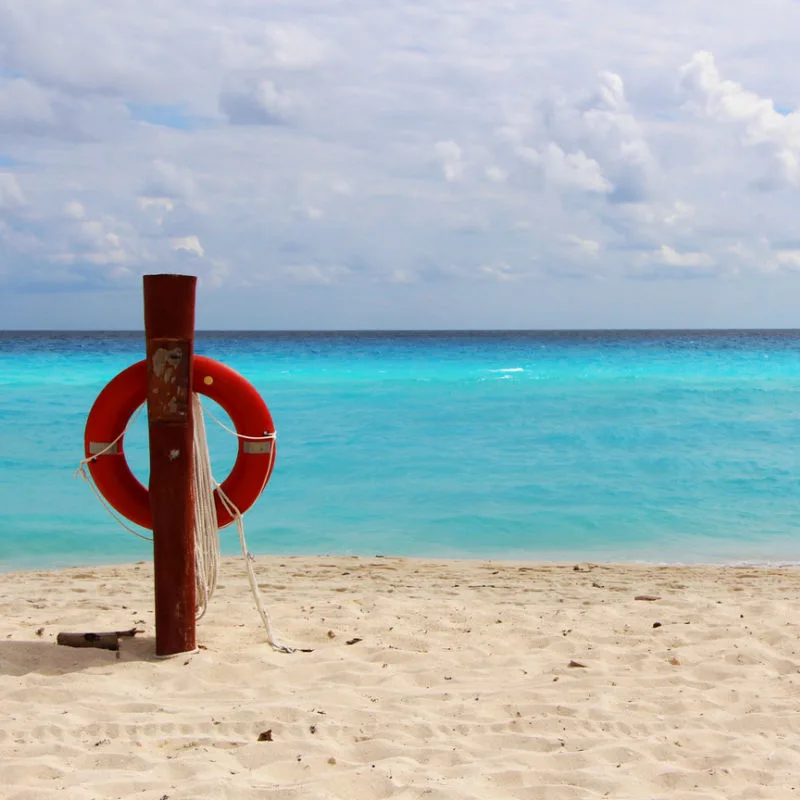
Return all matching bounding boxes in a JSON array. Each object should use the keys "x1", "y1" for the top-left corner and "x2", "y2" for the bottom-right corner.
[{"x1": 2, "y1": 327, "x2": 800, "y2": 336}]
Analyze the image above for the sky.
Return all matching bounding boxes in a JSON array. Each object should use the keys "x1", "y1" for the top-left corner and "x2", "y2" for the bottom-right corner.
[{"x1": 2, "y1": 1, "x2": 800, "y2": 329}]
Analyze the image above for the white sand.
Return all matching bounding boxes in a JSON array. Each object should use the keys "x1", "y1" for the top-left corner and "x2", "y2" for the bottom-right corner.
[{"x1": 2, "y1": 556, "x2": 800, "y2": 799}]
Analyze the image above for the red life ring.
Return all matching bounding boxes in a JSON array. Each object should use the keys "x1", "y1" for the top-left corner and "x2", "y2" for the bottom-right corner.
[{"x1": 84, "y1": 355, "x2": 276, "y2": 529}]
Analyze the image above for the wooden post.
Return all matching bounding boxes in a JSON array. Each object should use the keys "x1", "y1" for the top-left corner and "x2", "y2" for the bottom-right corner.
[{"x1": 143, "y1": 274, "x2": 197, "y2": 657}]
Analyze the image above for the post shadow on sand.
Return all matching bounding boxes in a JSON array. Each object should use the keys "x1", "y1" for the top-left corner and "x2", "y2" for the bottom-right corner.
[{"x1": 0, "y1": 635, "x2": 167, "y2": 677}]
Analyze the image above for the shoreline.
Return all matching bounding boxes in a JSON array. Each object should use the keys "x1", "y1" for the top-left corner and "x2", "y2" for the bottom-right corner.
[
  {"x1": 3, "y1": 555, "x2": 800, "y2": 798},
  {"x1": 5, "y1": 552, "x2": 800, "y2": 577}
]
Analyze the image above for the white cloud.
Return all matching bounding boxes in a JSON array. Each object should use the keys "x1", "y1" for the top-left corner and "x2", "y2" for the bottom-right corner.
[
  {"x1": 0, "y1": 219, "x2": 40, "y2": 259},
  {"x1": 727, "y1": 242, "x2": 747, "y2": 258},
  {"x1": 0, "y1": 173, "x2": 26, "y2": 211},
  {"x1": 575, "y1": 71, "x2": 657, "y2": 202},
  {"x1": 331, "y1": 179, "x2": 352, "y2": 195},
  {"x1": 138, "y1": 197, "x2": 174, "y2": 212},
  {"x1": 499, "y1": 70, "x2": 657, "y2": 204},
  {"x1": 0, "y1": 76, "x2": 129, "y2": 140},
  {"x1": 565, "y1": 235, "x2": 601, "y2": 256},
  {"x1": 281, "y1": 263, "x2": 351, "y2": 284},
  {"x1": 63, "y1": 201, "x2": 85, "y2": 220},
  {"x1": 65, "y1": 216, "x2": 141, "y2": 268},
  {"x1": 143, "y1": 160, "x2": 195, "y2": 201},
  {"x1": 0, "y1": 78, "x2": 58, "y2": 131},
  {"x1": 653, "y1": 245, "x2": 714, "y2": 268},
  {"x1": 680, "y1": 50, "x2": 800, "y2": 187},
  {"x1": 3, "y1": 2, "x2": 800, "y2": 326},
  {"x1": 435, "y1": 140, "x2": 463, "y2": 182},
  {"x1": 663, "y1": 201, "x2": 694, "y2": 226},
  {"x1": 485, "y1": 166, "x2": 507, "y2": 183},
  {"x1": 517, "y1": 143, "x2": 611, "y2": 193},
  {"x1": 547, "y1": 145, "x2": 611, "y2": 193},
  {"x1": 389, "y1": 268, "x2": 414, "y2": 284},
  {"x1": 478, "y1": 262, "x2": 518, "y2": 281},
  {"x1": 170, "y1": 235, "x2": 204, "y2": 257},
  {"x1": 268, "y1": 25, "x2": 328, "y2": 70},
  {"x1": 773, "y1": 250, "x2": 800, "y2": 269},
  {"x1": 219, "y1": 77, "x2": 296, "y2": 125},
  {"x1": 681, "y1": 51, "x2": 783, "y2": 137}
]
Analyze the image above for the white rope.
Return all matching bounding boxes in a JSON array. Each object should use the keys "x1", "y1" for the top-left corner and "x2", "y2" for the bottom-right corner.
[
  {"x1": 192, "y1": 396, "x2": 292, "y2": 652},
  {"x1": 75, "y1": 406, "x2": 153, "y2": 542},
  {"x1": 201, "y1": 402, "x2": 278, "y2": 441},
  {"x1": 213, "y1": 479, "x2": 294, "y2": 653},
  {"x1": 192, "y1": 396, "x2": 219, "y2": 620}
]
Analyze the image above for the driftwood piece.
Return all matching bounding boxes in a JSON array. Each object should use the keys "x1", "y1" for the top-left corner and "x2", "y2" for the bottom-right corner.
[{"x1": 56, "y1": 628, "x2": 141, "y2": 652}]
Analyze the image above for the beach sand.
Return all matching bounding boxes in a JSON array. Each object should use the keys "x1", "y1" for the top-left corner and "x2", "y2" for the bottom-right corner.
[{"x1": 2, "y1": 556, "x2": 800, "y2": 799}]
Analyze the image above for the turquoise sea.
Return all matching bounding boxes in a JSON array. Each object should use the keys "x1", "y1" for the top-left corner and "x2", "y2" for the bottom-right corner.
[{"x1": 2, "y1": 330, "x2": 800, "y2": 571}]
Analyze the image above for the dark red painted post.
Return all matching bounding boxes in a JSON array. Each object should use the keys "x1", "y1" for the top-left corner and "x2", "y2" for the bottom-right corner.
[{"x1": 143, "y1": 274, "x2": 197, "y2": 656}]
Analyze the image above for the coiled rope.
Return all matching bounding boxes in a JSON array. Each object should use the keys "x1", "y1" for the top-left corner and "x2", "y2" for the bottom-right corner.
[{"x1": 191, "y1": 395, "x2": 219, "y2": 621}]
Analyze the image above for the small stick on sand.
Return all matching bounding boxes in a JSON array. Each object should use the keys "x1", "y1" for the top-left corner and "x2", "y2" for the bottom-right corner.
[{"x1": 56, "y1": 628, "x2": 142, "y2": 652}]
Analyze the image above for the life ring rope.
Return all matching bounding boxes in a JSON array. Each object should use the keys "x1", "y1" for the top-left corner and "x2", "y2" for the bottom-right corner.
[
  {"x1": 75, "y1": 405, "x2": 153, "y2": 542},
  {"x1": 200, "y1": 401, "x2": 279, "y2": 442}
]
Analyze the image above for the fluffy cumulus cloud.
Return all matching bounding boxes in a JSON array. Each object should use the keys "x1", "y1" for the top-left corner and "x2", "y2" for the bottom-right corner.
[
  {"x1": 679, "y1": 51, "x2": 800, "y2": 188},
  {"x1": 3, "y1": 0, "x2": 800, "y2": 327}
]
